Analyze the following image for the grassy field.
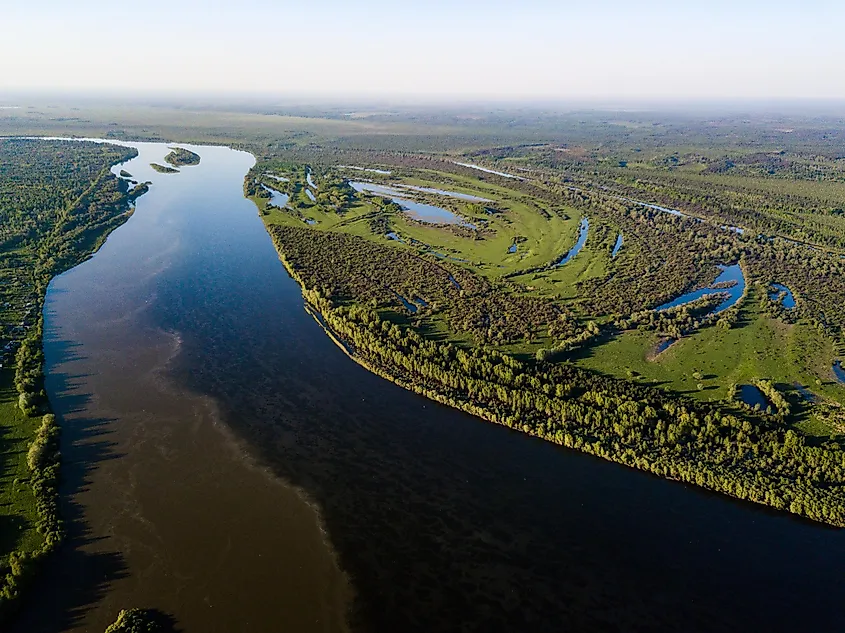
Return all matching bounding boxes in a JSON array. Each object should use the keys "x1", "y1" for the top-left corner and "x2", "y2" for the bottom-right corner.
[{"x1": 573, "y1": 285, "x2": 845, "y2": 433}]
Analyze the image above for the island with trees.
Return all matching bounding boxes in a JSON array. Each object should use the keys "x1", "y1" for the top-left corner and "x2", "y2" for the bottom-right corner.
[{"x1": 164, "y1": 147, "x2": 200, "y2": 167}]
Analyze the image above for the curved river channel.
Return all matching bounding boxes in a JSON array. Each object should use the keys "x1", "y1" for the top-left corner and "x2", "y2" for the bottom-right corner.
[{"x1": 13, "y1": 141, "x2": 845, "y2": 633}]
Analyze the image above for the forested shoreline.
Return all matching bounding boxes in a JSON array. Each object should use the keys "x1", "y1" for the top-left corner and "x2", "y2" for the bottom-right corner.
[
  {"x1": 0, "y1": 139, "x2": 143, "y2": 621},
  {"x1": 267, "y1": 224, "x2": 845, "y2": 527}
]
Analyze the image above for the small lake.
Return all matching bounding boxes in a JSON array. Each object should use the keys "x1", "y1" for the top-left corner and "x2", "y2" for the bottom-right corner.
[
  {"x1": 769, "y1": 283, "x2": 796, "y2": 308},
  {"x1": 611, "y1": 233, "x2": 623, "y2": 258},
  {"x1": 306, "y1": 167, "x2": 317, "y2": 190},
  {"x1": 261, "y1": 184, "x2": 289, "y2": 208},
  {"x1": 306, "y1": 188, "x2": 317, "y2": 202},
  {"x1": 452, "y1": 161, "x2": 524, "y2": 180},
  {"x1": 739, "y1": 384, "x2": 769, "y2": 410},
  {"x1": 656, "y1": 264, "x2": 745, "y2": 315},
  {"x1": 508, "y1": 242, "x2": 518, "y2": 253},
  {"x1": 350, "y1": 181, "x2": 476, "y2": 228},
  {"x1": 553, "y1": 218, "x2": 589, "y2": 267},
  {"x1": 264, "y1": 173, "x2": 290, "y2": 182},
  {"x1": 834, "y1": 361, "x2": 845, "y2": 385}
]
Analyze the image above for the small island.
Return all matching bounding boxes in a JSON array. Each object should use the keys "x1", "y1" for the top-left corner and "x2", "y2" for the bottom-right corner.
[
  {"x1": 164, "y1": 147, "x2": 201, "y2": 167},
  {"x1": 150, "y1": 163, "x2": 179, "y2": 174},
  {"x1": 119, "y1": 169, "x2": 133, "y2": 178}
]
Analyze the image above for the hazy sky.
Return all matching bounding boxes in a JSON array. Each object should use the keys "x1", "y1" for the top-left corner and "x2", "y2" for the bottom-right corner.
[{"x1": 2, "y1": 0, "x2": 843, "y2": 100}]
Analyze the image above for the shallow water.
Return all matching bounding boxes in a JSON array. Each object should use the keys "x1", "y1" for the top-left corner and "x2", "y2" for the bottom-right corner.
[
  {"x1": 261, "y1": 183, "x2": 289, "y2": 208},
  {"x1": 553, "y1": 218, "x2": 589, "y2": 267},
  {"x1": 656, "y1": 264, "x2": 745, "y2": 315},
  {"x1": 350, "y1": 181, "x2": 476, "y2": 227},
  {"x1": 739, "y1": 384, "x2": 769, "y2": 410},
  {"x1": 834, "y1": 361, "x2": 845, "y2": 385},
  {"x1": 769, "y1": 283, "x2": 796, "y2": 308},
  {"x1": 611, "y1": 233, "x2": 623, "y2": 258},
  {"x1": 11, "y1": 138, "x2": 845, "y2": 633}
]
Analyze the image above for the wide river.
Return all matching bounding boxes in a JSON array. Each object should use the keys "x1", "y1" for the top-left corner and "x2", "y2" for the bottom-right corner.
[{"x1": 12, "y1": 141, "x2": 845, "y2": 633}]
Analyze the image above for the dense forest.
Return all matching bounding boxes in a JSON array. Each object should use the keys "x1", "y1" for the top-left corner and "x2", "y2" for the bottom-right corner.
[
  {"x1": 273, "y1": 254, "x2": 845, "y2": 526},
  {"x1": 0, "y1": 138, "x2": 141, "y2": 621}
]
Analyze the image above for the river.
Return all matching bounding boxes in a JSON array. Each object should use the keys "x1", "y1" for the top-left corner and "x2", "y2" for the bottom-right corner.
[{"x1": 12, "y1": 140, "x2": 845, "y2": 633}]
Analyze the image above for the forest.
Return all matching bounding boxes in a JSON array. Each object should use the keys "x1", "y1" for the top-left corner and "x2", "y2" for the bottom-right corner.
[
  {"x1": 241, "y1": 117, "x2": 845, "y2": 526},
  {"x1": 0, "y1": 138, "x2": 141, "y2": 621},
  {"x1": 164, "y1": 147, "x2": 200, "y2": 167}
]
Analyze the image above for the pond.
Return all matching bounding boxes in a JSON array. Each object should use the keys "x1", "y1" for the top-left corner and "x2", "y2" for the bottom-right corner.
[
  {"x1": 834, "y1": 361, "x2": 845, "y2": 385},
  {"x1": 769, "y1": 283, "x2": 796, "y2": 309},
  {"x1": 261, "y1": 184, "x2": 289, "y2": 208},
  {"x1": 552, "y1": 218, "x2": 589, "y2": 267},
  {"x1": 739, "y1": 384, "x2": 769, "y2": 410},
  {"x1": 306, "y1": 167, "x2": 317, "y2": 190},
  {"x1": 611, "y1": 233, "x2": 624, "y2": 258},
  {"x1": 655, "y1": 264, "x2": 745, "y2": 316},
  {"x1": 306, "y1": 188, "x2": 316, "y2": 202},
  {"x1": 508, "y1": 243, "x2": 518, "y2": 253},
  {"x1": 350, "y1": 181, "x2": 476, "y2": 228}
]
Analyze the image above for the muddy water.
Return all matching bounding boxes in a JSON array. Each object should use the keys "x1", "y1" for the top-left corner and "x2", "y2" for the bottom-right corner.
[
  {"x1": 12, "y1": 140, "x2": 845, "y2": 633},
  {"x1": 14, "y1": 142, "x2": 351, "y2": 633}
]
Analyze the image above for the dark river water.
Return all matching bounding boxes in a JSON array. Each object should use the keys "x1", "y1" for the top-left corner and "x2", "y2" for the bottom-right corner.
[{"x1": 12, "y1": 141, "x2": 845, "y2": 633}]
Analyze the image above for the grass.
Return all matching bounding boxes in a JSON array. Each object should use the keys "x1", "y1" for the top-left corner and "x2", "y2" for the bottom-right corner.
[
  {"x1": 0, "y1": 368, "x2": 43, "y2": 563},
  {"x1": 252, "y1": 162, "x2": 845, "y2": 437},
  {"x1": 573, "y1": 286, "x2": 845, "y2": 433}
]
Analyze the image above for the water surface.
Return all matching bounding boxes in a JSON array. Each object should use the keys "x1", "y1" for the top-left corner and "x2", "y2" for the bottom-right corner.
[
  {"x1": 350, "y1": 181, "x2": 476, "y2": 228},
  {"x1": 611, "y1": 233, "x2": 623, "y2": 258},
  {"x1": 769, "y1": 283, "x2": 796, "y2": 308},
  {"x1": 739, "y1": 384, "x2": 769, "y2": 410},
  {"x1": 656, "y1": 264, "x2": 745, "y2": 315},
  {"x1": 12, "y1": 138, "x2": 845, "y2": 633},
  {"x1": 553, "y1": 218, "x2": 589, "y2": 267},
  {"x1": 261, "y1": 183, "x2": 289, "y2": 208}
]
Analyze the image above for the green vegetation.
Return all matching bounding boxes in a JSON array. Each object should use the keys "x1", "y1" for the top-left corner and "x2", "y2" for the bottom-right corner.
[
  {"x1": 2, "y1": 100, "x2": 844, "y2": 529},
  {"x1": 0, "y1": 138, "x2": 141, "y2": 621},
  {"x1": 164, "y1": 147, "x2": 200, "y2": 167},
  {"x1": 104, "y1": 608, "x2": 174, "y2": 632},
  {"x1": 150, "y1": 163, "x2": 178, "y2": 174},
  {"x1": 248, "y1": 133, "x2": 845, "y2": 526}
]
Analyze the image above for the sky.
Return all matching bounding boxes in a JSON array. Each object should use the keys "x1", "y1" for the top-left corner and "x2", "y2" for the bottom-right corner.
[{"x1": 2, "y1": 0, "x2": 844, "y2": 101}]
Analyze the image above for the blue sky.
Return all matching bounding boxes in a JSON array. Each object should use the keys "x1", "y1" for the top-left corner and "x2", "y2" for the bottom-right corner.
[{"x1": 2, "y1": 0, "x2": 843, "y2": 100}]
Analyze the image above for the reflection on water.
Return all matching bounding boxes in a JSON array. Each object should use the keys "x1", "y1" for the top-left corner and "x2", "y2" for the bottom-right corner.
[{"x1": 261, "y1": 183, "x2": 289, "y2": 208}]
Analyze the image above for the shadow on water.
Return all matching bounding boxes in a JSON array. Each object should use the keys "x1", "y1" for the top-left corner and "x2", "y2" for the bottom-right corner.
[{"x1": 10, "y1": 332, "x2": 132, "y2": 633}]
